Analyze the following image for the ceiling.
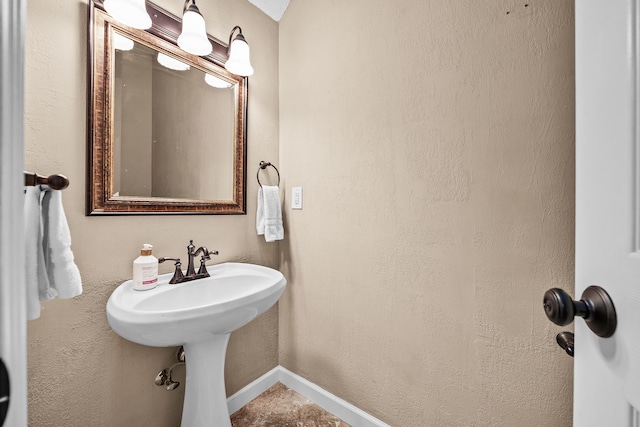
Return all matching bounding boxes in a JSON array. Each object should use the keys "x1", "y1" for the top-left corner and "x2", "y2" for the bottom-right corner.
[{"x1": 247, "y1": 0, "x2": 290, "y2": 22}]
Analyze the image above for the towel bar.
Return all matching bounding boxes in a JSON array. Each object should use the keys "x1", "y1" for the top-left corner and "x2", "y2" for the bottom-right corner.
[
  {"x1": 257, "y1": 161, "x2": 280, "y2": 188},
  {"x1": 24, "y1": 171, "x2": 69, "y2": 190}
]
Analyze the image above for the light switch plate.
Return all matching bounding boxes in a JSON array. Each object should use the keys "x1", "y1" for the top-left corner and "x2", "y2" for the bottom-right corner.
[{"x1": 292, "y1": 187, "x2": 303, "y2": 209}]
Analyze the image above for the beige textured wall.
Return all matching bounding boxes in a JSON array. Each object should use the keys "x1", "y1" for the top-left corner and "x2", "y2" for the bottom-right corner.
[
  {"x1": 279, "y1": 1, "x2": 575, "y2": 426},
  {"x1": 24, "y1": 0, "x2": 278, "y2": 425}
]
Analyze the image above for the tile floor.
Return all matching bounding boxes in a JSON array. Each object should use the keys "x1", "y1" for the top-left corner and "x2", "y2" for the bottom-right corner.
[{"x1": 230, "y1": 383, "x2": 351, "y2": 427}]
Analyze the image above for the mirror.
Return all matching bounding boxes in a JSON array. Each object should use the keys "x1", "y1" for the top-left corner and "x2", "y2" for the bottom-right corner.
[{"x1": 88, "y1": 0, "x2": 247, "y2": 215}]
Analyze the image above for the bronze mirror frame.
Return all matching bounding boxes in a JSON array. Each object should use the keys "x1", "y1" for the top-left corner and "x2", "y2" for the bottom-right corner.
[{"x1": 88, "y1": 0, "x2": 247, "y2": 215}]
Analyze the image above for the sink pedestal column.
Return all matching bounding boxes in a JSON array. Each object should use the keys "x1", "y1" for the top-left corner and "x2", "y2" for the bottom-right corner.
[{"x1": 182, "y1": 334, "x2": 232, "y2": 427}]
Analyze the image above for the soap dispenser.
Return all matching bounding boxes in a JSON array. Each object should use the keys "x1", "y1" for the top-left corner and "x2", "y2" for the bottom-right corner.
[{"x1": 133, "y1": 244, "x2": 158, "y2": 291}]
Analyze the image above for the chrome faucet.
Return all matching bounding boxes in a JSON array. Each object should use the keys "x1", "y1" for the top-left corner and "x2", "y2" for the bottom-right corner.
[{"x1": 159, "y1": 240, "x2": 219, "y2": 284}]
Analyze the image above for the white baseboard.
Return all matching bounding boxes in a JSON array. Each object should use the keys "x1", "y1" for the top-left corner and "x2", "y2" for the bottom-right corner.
[
  {"x1": 226, "y1": 365, "x2": 391, "y2": 427},
  {"x1": 226, "y1": 366, "x2": 280, "y2": 414}
]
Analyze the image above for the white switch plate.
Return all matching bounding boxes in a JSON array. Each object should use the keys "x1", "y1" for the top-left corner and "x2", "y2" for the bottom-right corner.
[{"x1": 292, "y1": 187, "x2": 303, "y2": 209}]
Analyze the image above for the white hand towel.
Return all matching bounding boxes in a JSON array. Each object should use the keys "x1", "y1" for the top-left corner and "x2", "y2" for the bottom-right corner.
[
  {"x1": 256, "y1": 186, "x2": 284, "y2": 242},
  {"x1": 256, "y1": 187, "x2": 265, "y2": 235},
  {"x1": 41, "y1": 189, "x2": 82, "y2": 299},
  {"x1": 24, "y1": 187, "x2": 82, "y2": 320},
  {"x1": 24, "y1": 187, "x2": 51, "y2": 320}
]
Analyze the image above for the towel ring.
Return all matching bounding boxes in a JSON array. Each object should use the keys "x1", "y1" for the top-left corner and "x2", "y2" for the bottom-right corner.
[{"x1": 257, "y1": 161, "x2": 280, "y2": 188}]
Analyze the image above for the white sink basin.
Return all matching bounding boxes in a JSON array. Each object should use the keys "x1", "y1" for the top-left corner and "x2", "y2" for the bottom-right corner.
[
  {"x1": 106, "y1": 262, "x2": 287, "y2": 427},
  {"x1": 107, "y1": 262, "x2": 286, "y2": 347}
]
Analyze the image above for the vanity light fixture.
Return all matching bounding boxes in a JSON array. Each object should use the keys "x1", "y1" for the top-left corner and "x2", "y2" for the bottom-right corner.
[
  {"x1": 157, "y1": 52, "x2": 191, "y2": 71},
  {"x1": 204, "y1": 73, "x2": 233, "y2": 88},
  {"x1": 104, "y1": 0, "x2": 152, "y2": 29},
  {"x1": 177, "y1": 0, "x2": 212, "y2": 56},
  {"x1": 224, "y1": 26, "x2": 254, "y2": 77},
  {"x1": 103, "y1": 0, "x2": 254, "y2": 76}
]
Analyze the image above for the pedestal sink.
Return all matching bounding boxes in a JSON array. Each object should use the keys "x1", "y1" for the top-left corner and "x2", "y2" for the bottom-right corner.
[{"x1": 106, "y1": 262, "x2": 287, "y2": 427}]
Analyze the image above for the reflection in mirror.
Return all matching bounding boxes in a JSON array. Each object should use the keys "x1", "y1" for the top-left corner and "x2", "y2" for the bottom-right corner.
[
  {"x1": 112, "y1": 35, "x2": 234, "y2": 201},
  {"x1": 88, "y1": 0, "x2": 247, "y2": 215}
]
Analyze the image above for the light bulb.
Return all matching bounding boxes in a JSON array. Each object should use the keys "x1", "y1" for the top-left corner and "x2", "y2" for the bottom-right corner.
[
  {"x1": 225, "y1": 37, "x2": 253, "y2": 76},
  {"x1": 177, "y1": 6, "x2": 212, "y2": 56},
  {"x1": 104, "y1": 0, "x2": 152, "y2": 30}
]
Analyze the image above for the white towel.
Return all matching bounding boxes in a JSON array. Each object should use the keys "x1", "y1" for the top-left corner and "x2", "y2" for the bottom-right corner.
[
  {"x1": 24, "y1": 186, "x2": 82, "y2": 320},
  {"x1": 256, "y1": 186, "x2": 284, "y2": 242},
  {"x1": 24, "y1": 187, "x2": 50, "y2": 320}
]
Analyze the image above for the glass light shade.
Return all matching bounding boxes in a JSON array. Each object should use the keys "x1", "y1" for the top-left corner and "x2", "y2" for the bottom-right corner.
[
  {"x1": 225, "y1": 38, "x2": 254, "y2": 76},
  {"x1": 104, "y1": 0, "x2": 152, "y2": 30},
  {"x1": 157, "y1": 53, "x2": 190, "y2": 71},
  {"x1": 204, "y1": 74, "x2": 233, "y2": 88},
  {"x1": 113, "y1": 33, "x2": 134, "y2": 51},
  {"x1": 177, "y1": 8, "x2": 212, "y2": 56}
]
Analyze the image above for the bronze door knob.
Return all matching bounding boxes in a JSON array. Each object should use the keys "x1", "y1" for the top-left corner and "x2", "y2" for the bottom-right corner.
[{"x1": 543, "y1": 285, "x2": 617, "y2": 338}]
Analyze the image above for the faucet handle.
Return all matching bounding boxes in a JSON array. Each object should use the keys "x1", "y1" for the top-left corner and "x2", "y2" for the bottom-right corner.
[
  {"x1": 159, "y1": 257, "x2": 184, "y2": 284},
  {"x1": 197, "y1": 250, "x2": 219, "y2": 276},
  {"x1": 201, "y1": 250, "x2": 219, "y2": 262}
]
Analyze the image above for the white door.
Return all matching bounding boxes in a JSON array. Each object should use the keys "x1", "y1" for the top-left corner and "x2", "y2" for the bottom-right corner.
[
  {"x1": 0, "y1": 0, "x2": 28, "y2": 426},
  {"x1": 575, "y1": 0, "x2": 640, "y2": 425}
]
